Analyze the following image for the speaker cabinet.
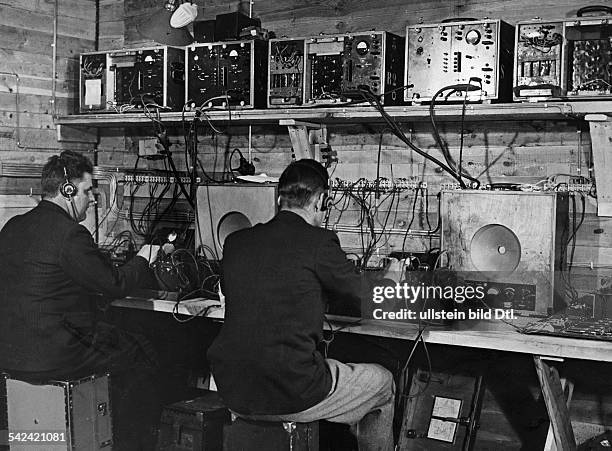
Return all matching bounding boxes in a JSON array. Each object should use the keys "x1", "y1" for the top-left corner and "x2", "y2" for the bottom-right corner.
[
  {"x1": 196, "y1": 183, "x2": 277, "y2": 259},
  {"x1": 441, "y1": 190, "x2": 569, "y2": 316}
]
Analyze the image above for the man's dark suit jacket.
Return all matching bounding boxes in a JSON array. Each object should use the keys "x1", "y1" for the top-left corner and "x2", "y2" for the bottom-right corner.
[
  {"x1": 0, "y1": 200, "x2": 149, "y2": 373},
  {"x1": 207, "y1": 210, "x2": 368, "y2": 415}
]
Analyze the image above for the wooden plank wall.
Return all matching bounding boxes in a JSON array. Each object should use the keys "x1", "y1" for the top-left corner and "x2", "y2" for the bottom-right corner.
[{"x1": 0, "y1": 0, "x2": 101, "y2": 160}]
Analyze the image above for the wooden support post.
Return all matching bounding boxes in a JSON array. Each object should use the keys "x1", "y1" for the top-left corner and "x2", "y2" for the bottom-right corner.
[
  {"x1": 585, "y1": 114, "x2": 612, "y2": 217},
  {"x1": 534, "y1": 356, "x2": 576, "y2": 451},
  {"x1": 280, "y1": 119, "x2": 326, "y2": 161},
  {"x1": 543, "y1": 376, "x2": 575, "y2": 451}
]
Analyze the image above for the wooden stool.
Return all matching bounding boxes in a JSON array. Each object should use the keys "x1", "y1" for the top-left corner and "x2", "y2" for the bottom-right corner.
[{"x1": 223, "y1": 413, "x2": 319, "y2": 451}]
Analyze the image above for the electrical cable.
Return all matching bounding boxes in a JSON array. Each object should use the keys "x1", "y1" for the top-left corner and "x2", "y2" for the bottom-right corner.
[
  {"x1": 352, "y1": 88, "x2": 470, "y2": 188},
  {"x1": 402, "y1": 187, "x2": 422, "y2": 252},
  {"x1": 428, "y1": 81, "x2": 483, "y2": 188}
]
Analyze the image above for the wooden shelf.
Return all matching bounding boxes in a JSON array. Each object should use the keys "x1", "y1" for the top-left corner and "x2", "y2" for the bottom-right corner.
[{"x1": 55, "y1": 101, "x2": 612, "y2": 127}]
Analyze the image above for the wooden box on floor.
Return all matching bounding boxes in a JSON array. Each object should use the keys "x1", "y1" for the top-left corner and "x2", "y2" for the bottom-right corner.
[
  {"x1": 224, "y1": 417, "x2": 319, "y2": 451},
  {"x1": 156, "y1": 391, "x2": 229, "y2": 451}
]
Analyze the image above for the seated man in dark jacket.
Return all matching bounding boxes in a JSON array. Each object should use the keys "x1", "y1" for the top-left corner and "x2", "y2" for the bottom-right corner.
[
  {"x1": 208, "y1": 159, "x2": 395, "y2": 451},
  {"x1": 0, "y1": 150, "x2": 161, "y2": 450}
]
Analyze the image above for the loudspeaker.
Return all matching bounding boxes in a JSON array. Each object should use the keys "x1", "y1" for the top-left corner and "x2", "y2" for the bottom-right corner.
[
  {"x1": 441, "y1": 190, "x2": 569, "y2": 316},
  {"x1": 196, "y1": 183, "x2": 277, "y2": 259}
]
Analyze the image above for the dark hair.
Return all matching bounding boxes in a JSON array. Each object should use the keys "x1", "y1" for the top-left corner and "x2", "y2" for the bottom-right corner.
[
  {"x1": 41, "y1": 150, "x2": 94, "y2": 199},
  {"x1": 278, "y1": 159, "x2": 329, "y2": 209}
]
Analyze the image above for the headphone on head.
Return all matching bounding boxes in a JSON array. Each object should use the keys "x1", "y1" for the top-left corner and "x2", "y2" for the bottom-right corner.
[
  {"x1": 60, "y1": 166, "x2": 77, "y2": 199},
  {"x1": 290, "y1": 160, "x2": 330, "y2": 212}
]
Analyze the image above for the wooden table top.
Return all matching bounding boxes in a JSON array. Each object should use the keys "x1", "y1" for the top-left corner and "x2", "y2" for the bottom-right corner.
[{"x1": 112, "y1": 297, "x2": 612, "y2": 363}]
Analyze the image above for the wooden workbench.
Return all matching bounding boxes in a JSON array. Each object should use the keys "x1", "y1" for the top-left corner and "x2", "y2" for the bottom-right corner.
[{"x1": 113, "y1": 296, "x2": 612, "y2": 450}]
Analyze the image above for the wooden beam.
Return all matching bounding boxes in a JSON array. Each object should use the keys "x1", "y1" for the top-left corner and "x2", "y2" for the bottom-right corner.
[
  {"x1": 543, "y1": 377, "x2": 575, "y2": 451},
  {"x1": 56, "y1": 124, "x2": 98, "y2": 144},
  {"x1": 534, "y1": 356, "x2": 577, "y2": 451},
  {"x1": 286, "y1": 124, "x2": 313, "y2": 159},
  {"x1": 587, "y1": 116, "x2": 612, "y2": 217}
]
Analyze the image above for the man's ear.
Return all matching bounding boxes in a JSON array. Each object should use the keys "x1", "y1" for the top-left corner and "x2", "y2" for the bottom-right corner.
[{"x1": 315, "y1": 192, "x2": 325, "y2": 211}]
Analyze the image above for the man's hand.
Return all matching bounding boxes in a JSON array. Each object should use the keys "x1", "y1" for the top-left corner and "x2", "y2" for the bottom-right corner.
[
  {"x1": 137, "y1": 244, "x2": 161, "y2": 264},
  {"x1": 381, "y1": 257, "x2": 406, "y2": 284}
]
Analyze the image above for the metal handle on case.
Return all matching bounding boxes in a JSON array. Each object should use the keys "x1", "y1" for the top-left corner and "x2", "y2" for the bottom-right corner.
[{"x1": 576, "y1": 5, "x2": 612, "y2": 17}]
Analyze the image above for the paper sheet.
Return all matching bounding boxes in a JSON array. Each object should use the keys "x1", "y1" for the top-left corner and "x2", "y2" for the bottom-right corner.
[
  {"x1": 426, "y1": 396, "x2": 462, "y2": 443},
  {"x1": 84, "y1": 79, "x2": 102, "y2": 106}
]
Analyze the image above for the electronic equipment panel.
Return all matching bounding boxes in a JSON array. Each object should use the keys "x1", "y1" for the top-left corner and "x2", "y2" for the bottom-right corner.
[
  {"x1": 110, "y1": 46, "x2": 184, "y2": 111},
  {"x1": 342, "y1": 31, "x2": 405, "y2": 105},
  {"x1": 80, "y1": 47, "x2": 185, "y2": 113},
  {"x1": 79, "y1": 51, "x2": 110, "y2": 113},
  {"x1": 186, "y1": 40, "x2": 268, "y2": 110},
  {"x1": 304, "y1": 34, "x2": 346, "y2": 105},
  {"x1": 513, "y1": 20, "x2": 564, "y2": 100},
  {"x1": 565, "y1": 16, "x2": 612, "y2": 99},
  {"x1": 269, "y1": 32, "x2": 404, "y2": 107},
  {"x1": 268, "y1": 38, "x2": 308, "y2": 107},
  {"x1": 524, "y1": 315, "x2": 612, "y2": 341},
  {"x1": 514, "y1": 15, "x2": 612, "y2": 101},
  {"x1": 405, "y1": 20, "x2": 514, "y2": 103}
]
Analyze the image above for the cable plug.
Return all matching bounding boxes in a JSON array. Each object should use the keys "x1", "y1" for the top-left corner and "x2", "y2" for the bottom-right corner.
[{"x1": 321, "y1": 145, "x2": 337, "y2": 168}]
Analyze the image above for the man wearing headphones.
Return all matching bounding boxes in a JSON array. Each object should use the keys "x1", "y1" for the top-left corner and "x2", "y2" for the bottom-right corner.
[
  {"x1": 0, "y1": 150, "x2": 160, "y2": 449},
  {"x1": 208, "y1": 159, "x2": 395, "y2": 451}
]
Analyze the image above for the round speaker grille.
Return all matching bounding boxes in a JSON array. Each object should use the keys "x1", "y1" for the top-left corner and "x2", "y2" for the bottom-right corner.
[
  {"x1": 217, "y1": 212, "x2": 252, "y2": 248},
  {"x1": 470, "y1": 224, "x2": 521, "y2": 272}
]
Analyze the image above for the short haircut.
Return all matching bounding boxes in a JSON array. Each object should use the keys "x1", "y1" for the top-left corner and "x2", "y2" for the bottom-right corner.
[
  {"x1": 278, "y1": 159, "x2": 329, "y2": 209},
  {"x1": 41, "y1": 150, "x2": 94, "y2": 199}
]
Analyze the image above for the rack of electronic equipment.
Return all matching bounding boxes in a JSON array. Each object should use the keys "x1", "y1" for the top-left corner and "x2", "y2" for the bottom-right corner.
[{"x1": 79, "y1": 10, "x2": 612, "y2": 112}]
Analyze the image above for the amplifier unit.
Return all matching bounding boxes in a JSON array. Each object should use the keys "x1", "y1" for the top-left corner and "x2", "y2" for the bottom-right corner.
[
  {"x1": 186, "y1": 40, "x2": 268, "y2": 110},
  {"x1": 565, "y1": 15, "x2": 612, "y2": 99},
  {"x1": 441, "y1": 190, "x2": 569, "y2": 316},
  {"x1": 514, "y1": 14, "x2": 612, "y2": 101},
  {"x1": 111, "y1": 46, "x2": 184, "y2": 111},
  {"x1": 513, "y1": 19, "x2": 564, "y2": 100},
  {"x1": 80, "y1": 47, "x2": 185, "y2": 113},
  {"x1": 341, "y1": 31, "x2": 405, "y2": 105},
  {"x1": 268, "y1": 38, "x2": 308, "y2": 107},
  {"x1": 196, "y1": 183, "x2": 277, "y2": 259},
  {"x1": 269, "y1": 32, "x2": 404, "y2": 107},
  {"x1": 304, "y1": 34, "x2": 345, "y2": 106},
  {"x1": 405, "y1": 20, "x2": 514, "y2": 103}
]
